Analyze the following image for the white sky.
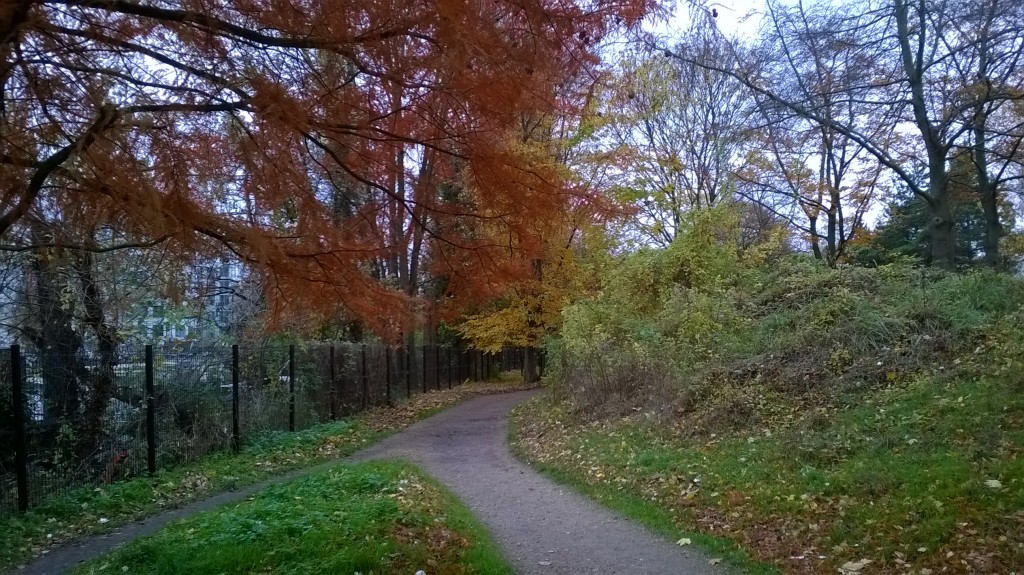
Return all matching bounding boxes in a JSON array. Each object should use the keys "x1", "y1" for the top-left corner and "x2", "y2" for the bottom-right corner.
[{"x1": 649, "y1": 0, "x2": 768, "y2": 40}]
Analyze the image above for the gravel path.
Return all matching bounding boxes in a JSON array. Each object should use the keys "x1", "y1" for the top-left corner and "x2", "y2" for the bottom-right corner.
[
  {"x1": 350, "y1": 389, "x2": 722, "y2": 575},
  {"x1": 15, "y1": 389, "x2": 723, "y2": 575}
]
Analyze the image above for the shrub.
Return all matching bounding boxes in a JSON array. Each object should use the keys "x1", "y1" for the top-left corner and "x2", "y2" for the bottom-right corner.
[{"x1": 552, "y1": 242, "x2": 1024, "y2": 434}]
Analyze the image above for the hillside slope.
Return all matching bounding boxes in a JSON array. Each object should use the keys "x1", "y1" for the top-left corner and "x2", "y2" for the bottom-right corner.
[{"x1": 512, "y1": 251, "x2": 1024, "y2": 574}]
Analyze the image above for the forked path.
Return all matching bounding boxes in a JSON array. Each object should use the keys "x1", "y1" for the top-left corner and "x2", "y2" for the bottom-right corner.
[
  {"x1": 350, "y1": 390, "x2": 721, "y2": 575},
  {"x1": 16, "y1": 390, "x2": 722, "y2": 575}
]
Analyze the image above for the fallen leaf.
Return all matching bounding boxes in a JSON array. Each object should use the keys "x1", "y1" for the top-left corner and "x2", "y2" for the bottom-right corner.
[
  {"x1": 839, "y1": 558, "x2": 872, "y2": 573},
  {"x1": 676, "y1": 538, "x2": 692, "y2": 546},
  {"x1": 984, "y1": 479, "x2": 1002, "y2": 489},
  {"x1": 708, "y1": 558, "x2": 722, "y2": 565}
]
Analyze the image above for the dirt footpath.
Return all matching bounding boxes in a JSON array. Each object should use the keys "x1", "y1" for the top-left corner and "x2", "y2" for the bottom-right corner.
[
  {"x1": 16, "y1": 389, "x2": 723, "y2": 575},
  {"x1": 350, "y1": 389, "x2": 722, "y2": 575}
]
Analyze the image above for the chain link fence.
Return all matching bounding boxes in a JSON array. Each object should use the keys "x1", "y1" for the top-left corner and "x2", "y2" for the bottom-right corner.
[{"x1": 0, "y1": 341, "x2": 525, "y2": 516}]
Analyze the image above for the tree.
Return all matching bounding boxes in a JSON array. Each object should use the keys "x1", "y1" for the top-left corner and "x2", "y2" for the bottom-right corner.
[
  {"x1": 0, "y1": 0, "x2": 654, "y2": 459},
  {"x1": 853, "y1": 152, "x2": 1015, "y2": 266},
  {"x1": 452, "y1": 60, "x2": 632, "y2": 382},
  {"x1": 953, "y1": 0, "x2": 1024, "y2": 268},
  {"x1": 734, "y1": 2, "x2": 894, "y2": 266},
  {"x1": 599, "y1": 22, "x2": 751, "y2": 247},
  {"x1": 0, "y1": 0, "x2": 654, "y2": 322},
  {"x1": 666, "y1": 0, "x2": 1024, "y2": 269},
  {"x1": 458, "y1": 241, "x2": 587, "y2": 382}
]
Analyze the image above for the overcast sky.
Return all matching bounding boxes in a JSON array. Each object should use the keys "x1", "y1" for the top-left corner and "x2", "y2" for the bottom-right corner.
[{"x1": 651, "y1": 0, "x2": 768, "y2": 40}]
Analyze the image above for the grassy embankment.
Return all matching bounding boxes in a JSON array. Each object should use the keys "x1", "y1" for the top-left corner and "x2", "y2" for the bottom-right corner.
[
  {"x1": 2, "y1": 377, "x2": 529, "y2": 572},
  {"x1": 511, "y1": 255, "x2": 1024, "y2": 575},
  {"x1": 73, "y1": 460, "x2": 512, "y2": 575}
]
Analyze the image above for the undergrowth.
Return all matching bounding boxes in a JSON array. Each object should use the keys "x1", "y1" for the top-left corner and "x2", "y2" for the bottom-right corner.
[{"x1": 555, "y1": 254, "x2": 1024, "y2": 429}]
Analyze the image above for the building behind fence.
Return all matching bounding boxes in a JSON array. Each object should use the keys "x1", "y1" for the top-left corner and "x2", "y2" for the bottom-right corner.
[{"x1": 0, "y1": 342, "x2": 524, "y2": 516}]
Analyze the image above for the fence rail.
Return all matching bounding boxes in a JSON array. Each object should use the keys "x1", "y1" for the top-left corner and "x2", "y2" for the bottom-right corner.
[{"x1": 0, "y1": 341, "x2": 524, "y2": 516}]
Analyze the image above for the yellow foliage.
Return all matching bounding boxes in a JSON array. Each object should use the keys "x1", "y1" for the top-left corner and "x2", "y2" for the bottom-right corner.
[{"x1": 458, "y1": 244, "x2": 588, "y2": 351}]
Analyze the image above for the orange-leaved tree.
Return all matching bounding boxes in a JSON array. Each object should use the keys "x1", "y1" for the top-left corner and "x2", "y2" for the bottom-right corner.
[
  {"x1": 0, "y1": 0, "x2": 657, "y2": 455},
  {"x1": 1, "y1": 0, "x2": 657, "y2": 325},
  {"x1": 449, "y1": 76, "x2": 624, "y2": 381}
]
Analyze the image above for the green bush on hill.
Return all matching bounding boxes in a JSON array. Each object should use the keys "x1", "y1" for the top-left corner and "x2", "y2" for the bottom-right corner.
[
  {"x1": 521, "y1": 205, "x2": 1024, "y2": 573},
  {"x1": 553, "y1": 206, "x2": 1024, "y2": 430}
]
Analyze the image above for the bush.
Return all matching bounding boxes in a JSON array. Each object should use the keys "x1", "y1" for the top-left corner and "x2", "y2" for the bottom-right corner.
[{"x1": 552, "y1": 237, "x2": 1024, "y2": 434}]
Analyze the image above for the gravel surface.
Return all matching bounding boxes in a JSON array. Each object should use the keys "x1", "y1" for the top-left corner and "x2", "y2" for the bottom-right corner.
[
  {"x1": 351, "y1": 389, "x2": 723, "y2": 575},
  {"x1": 14, "y1": 389, "x2": 724, "y2": 575}
]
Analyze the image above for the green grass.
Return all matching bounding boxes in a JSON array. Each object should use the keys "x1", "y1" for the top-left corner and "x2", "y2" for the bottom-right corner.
[
  {"x1": 507, "y1": 409, "x2": 779, "y2": 575},
  {"x1": 511, "y1": 375, "x2": 1024, "y2": 573},
  {"x1": 1, "y1": 378, "x2": 531, "y2": 572},
  {"x1": 73, "y1": 460, "x2": 512, "y2": 575},
  {"x1": 0, "y1": 419, "x2": 380, "y2": 571},
  {"x1": 527, "y1": 462, "x2": 779, "y2": 575}
]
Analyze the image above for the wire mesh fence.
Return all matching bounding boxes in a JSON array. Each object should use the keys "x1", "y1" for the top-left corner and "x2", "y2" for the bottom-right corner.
[{"x1": 0, "y1": 341, "x2": 525, "y2": 517}]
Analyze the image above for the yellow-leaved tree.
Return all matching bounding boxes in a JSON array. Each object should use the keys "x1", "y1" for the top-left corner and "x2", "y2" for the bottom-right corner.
[{"x1": 458, "y1": 242, "x2": 591, "y2": 382}]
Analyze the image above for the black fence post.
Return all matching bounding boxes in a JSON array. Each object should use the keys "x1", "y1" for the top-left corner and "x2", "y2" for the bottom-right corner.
[
  {"x1": 421, "y1": 345, "x2": 428, "y2": 393},
  {"x1": 231, "y1": 344, "x2": 240, "y2": 452},
  {"x1": 384, "y1": 346, "x2": 392, "y2": 406},
  {"x1": 288, "y1": 344, "x2": 296, "y2": 432},
  {"x1": 329, "y1": 345, "x2": 337, "y2": 420},
  {"x1": 404, "y1": 345, "x2": 411, "y2": 398},
  {"x1": 447, "y1": 346, "x2": 452, "y2": 389},
  {"x1": 146, "y1": 345, "x2": 158, "y2": 472},
  {"x1": 360, "y1": 344, "x2": 369, "y2": 409},
  {"x1": 11, "y1": 345, "x2": 28, "y2": 513},
  {"x1": 434, "y1": 345, "x2": 441, "y2": 390},
  {"x1": 338, "y1": 346, "x2": 346, "y2": 414}
]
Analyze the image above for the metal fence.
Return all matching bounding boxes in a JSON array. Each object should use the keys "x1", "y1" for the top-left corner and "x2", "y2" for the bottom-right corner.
[{"x1": 0, "y1": 341, "x2": 524, "y2": 516}]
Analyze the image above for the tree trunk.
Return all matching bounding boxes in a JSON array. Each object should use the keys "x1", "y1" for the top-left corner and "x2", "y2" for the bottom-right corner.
[
  {"x1": 979, "y1": 182, "x2": 1002, "y2": 268},
  {"x1": 929, "y1": 173, "x2": 956, "y2": 269},
  {"x1": 75, "y1": 251, "x2": 119, "y2": 462},
  {"x1": 974, "y1": 121, "x2": 1003, "y2": 268},
  {"x1": 523, "y1": 347, "x2": 540, "y2": 384},
  {"x1": 808, "y1": 214, "x2": 823, "y2": 262},
  {"x1": 971, "y1": 21, "x2": 1003, "y2": 269},
  {"x1": 31, "y1": 249, "x2": 83, "y2": 428},
  {"x1": 825, "y1": 205, "x2": 838, "y2": 267}
]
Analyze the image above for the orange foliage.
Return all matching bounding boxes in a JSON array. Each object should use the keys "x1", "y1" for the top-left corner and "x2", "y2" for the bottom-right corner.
[{"x1": 0, "y1": 0, "x2": 659, "y2": 338}]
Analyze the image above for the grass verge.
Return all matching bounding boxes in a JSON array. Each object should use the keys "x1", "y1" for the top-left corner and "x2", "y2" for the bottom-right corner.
[
  {"x1": 2, "y1": 378, "x2": 531, "y2": 572},
  {"x1": 510, "y1": 376, "x2": 1024, "y2": 574},
  {"x1": 508, "y1": 404, "x2": 779, "y2": 575},
  {"x1": 73, "y1": 460, "x2": 512, "y2": 575}
]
